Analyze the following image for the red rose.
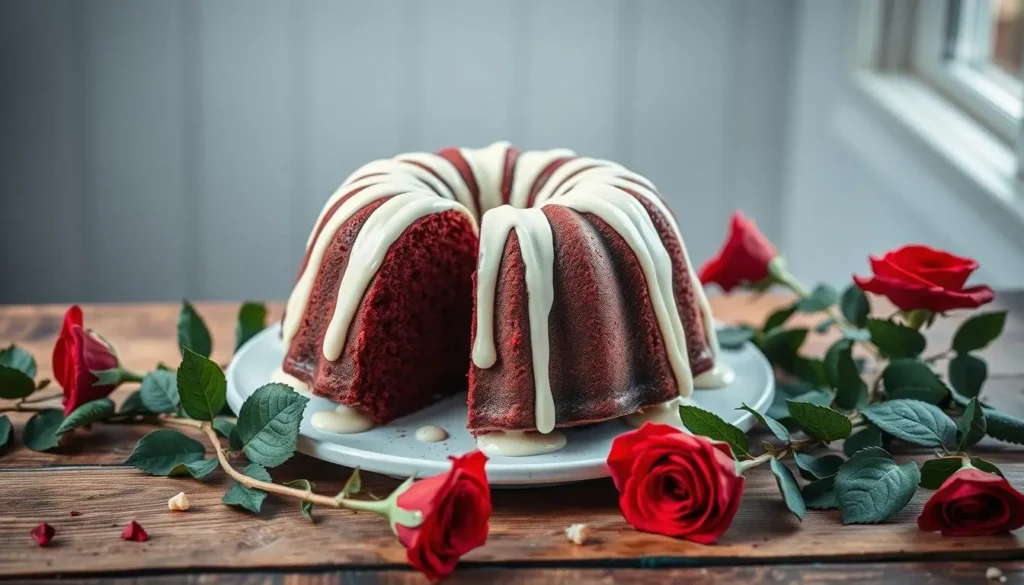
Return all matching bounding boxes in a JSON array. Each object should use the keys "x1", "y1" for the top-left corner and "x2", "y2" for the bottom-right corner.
[
  {"x1": 699, "y1": 211, "x2": 779, "y2": 292},
  {"x1": 853, "y1": 245, "x2": 993, "y2": 313},
  {"x1": 607, "y1": 423, "x2": 745, "y2": 544},
  {"x1": 918, "y1": 467, "x2": 1024, "y2": 536},
  {"x1": 52, "y1": 306, "x2": 121, "y2": 415},
  {"x1": 394, "y1": 451, "x2": 491, "y2": 582}
]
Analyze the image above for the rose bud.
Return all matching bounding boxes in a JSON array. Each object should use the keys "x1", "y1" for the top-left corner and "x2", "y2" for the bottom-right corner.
[
  {"x1": 853, "y1": 245, "x2": 993, "y2": 315},
  {"x1": 386, "y1": 451, "x2": 491, "y2": 583},
  {"x1": 607, "y1": 423, "x2": 745, "y2": 544},
  {"x1": 30, "y1": 523, "x2": 55, "y2": 546},
  {"x1": 699, "y1": 211, "x2": 780, "y2": 293},
  {"x1": 918, "y1": 467, "x2": 1024, "y2": 537},
  {"x1": 121, "y1": 520, "x2": 149, "y2": 542},
  {"x1": 52, "y1": 305, "x2": 143, "y2": 416}
]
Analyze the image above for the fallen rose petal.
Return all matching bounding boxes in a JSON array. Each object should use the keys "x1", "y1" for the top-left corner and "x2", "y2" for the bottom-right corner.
[
  {"x1": 69, "y1": 510, "x2": 82, "y2": 517},
  {"x1": 31, "y1": 523, "x2": 55, "y2": 546},
  {"x1": 121, "y1": 520, "x2": 148, "y2": 542}
]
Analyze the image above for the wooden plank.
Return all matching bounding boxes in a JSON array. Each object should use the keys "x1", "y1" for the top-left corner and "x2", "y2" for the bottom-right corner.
[
  {"x1": 3, "y1": 460, "x2": 1024, "y2": 576},
  {"x1": 2, "y1": 295, "x2": 1024, "y2": 576},
  {"x1": 14, "y1": 562, "x2": 1024, "y2": 584}
]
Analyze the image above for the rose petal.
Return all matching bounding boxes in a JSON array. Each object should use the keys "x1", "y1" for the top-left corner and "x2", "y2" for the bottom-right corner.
[
  {"x1": 121, "y1": 520, "x2": 148, "y2": 542},
  {"x1": 30, "y1": 523, "x2": 55, "y2": 547}
]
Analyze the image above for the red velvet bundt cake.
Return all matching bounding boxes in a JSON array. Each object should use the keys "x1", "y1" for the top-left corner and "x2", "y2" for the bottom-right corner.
[{"x1": 277, "y1": 142, "x2": 721, "y2": 447}]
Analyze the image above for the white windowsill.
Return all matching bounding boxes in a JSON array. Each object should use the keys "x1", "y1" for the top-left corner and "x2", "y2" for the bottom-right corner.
[{"x1": 847, "y1": 70, "x2": 1024, "y2": 235}]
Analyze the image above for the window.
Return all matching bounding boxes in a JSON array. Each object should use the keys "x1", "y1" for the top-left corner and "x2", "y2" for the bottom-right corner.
[{"x1": 914, "y1": 0, "x2": 1023, "y2": 143}]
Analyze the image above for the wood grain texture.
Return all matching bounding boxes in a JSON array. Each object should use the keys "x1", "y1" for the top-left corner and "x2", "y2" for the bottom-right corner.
[
  {"x1": 14, "y1": 563, "x2": 1024, "y2": 584},
  {"x1": 2, "y1": 296, "x2": 1024, "y2": 578}
]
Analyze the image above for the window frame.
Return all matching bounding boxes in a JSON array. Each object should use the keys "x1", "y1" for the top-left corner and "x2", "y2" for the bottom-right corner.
[{"x1": 912, "y1": 0, "x2": 1023, "y2": 144}]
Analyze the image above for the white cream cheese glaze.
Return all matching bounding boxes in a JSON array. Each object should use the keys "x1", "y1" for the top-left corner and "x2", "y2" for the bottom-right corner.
[{"x1": 282, "y1": 142, "x2": 721, "y2": 438}]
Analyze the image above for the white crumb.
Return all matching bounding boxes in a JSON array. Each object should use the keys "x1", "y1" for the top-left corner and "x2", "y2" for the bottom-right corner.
[
  {"x1": 565, "y1": 523, "x2": 591, "y2": 545},
  {"x1": 168, "y1": 491, "x2": 190, "y2": 511},
  {"x1": 986, "y1": 567, "x2": 1006, "y2": 582}
]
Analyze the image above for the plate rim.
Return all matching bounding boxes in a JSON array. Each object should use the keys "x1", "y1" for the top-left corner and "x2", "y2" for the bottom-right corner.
[{"x1": 227, "y1": 323, "x2": 775, "y2": 485}]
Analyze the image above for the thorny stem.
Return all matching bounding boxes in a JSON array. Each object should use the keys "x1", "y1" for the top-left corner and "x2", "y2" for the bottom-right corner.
[{"x1": 160, "y1": 417, "x2": 385, "y2": 514}]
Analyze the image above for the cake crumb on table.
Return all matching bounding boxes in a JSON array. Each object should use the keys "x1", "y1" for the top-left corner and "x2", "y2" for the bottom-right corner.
[
  {"x1": 168, "y1": 492, "x2": 190, "y2": 511},
  {"x1": 565, "y1": 523, "x2": 591, "y2": 545},
  {"x1": 986, "y1": 567, "x2": 1007, "y2": 582}
]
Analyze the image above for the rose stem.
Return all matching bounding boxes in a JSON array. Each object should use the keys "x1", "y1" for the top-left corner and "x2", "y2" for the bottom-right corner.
[
  {"x1": 161, "y1": 416, "x2": 343, "y2": 509},
  {"x1": 18, "y1": 391, "x2": 65, "y2": 405}
]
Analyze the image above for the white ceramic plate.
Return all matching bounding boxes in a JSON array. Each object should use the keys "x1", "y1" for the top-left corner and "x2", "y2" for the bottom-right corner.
[{"x1": 226, "y1": 323, "x2": 774, "y2": 486}]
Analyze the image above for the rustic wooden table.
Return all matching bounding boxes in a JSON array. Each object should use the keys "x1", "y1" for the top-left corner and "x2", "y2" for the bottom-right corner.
[{"x1": 2, "y1": 294, "x2": 1024, "y2": 584}]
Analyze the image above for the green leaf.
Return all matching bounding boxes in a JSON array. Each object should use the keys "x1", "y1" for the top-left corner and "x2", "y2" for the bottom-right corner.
[
  {"x1": 0, "y1": 415, "x2": 12, "y2": 451},
  {"x1": 824, "y1": 339, "x2": 852, "y2": 388},
  {"x1": 178, "y1": 299, "x2": 212, "y2": 358},
  {"x1": 881, "y1": 359, "x2": 949, "y2": 404},
  {"x1": 841, "y1": 327, "x2": 872, "y2": 342},
  {"x1": 814, "y1": 318, "x2": 836, "y2": 334},
  {"x1": 861, "y1": 399, "x2": 957, "y2": 448},
  {"x1": 235, "y1": 301, "x2": 268, "y2": 352},
  {"x1": 223, "y1": 463, "x2": 271, "y2": 513},
  {"x1": 834, "y1": 344, "x2": 867, "y2": 410},
  {"x1": 36, "y1": 378, "x2": 51, "y2": 391},
  {"x1": 0, "y1": 345, "x2": 37, "y2": 378},
  {"x1": 786, "y1": 401, "x2": 853, "y2": 442},
  {"x1": 952, "y1": 311, "x2": 1007, "y2": 354},
  {"x1": 56, "y1": 398, "x2": 115, "y2": 435},
  {"x1": 119, "y1": 390, "x2": 148, "y2": 415},
  {"x1": 236, "y1": 383, "x2": 309, "y2": 468},
  {"x1": 213, "y1": 418, "x2": 236, "y2": 439},
  {"x1": 802, "y1": 476, "x2": 838, "y2": 510},
  {"x1": 678, "y1": 405, "x2": 749, "y2": 456},
  {"x1": 835, "y1": 447, "x2": 919, "y2": 524},
  {"x1": 737, "y1": 403, "x2": 789, "y2": 442},
  {"x1": 125, "y1": 429, "x2": 208, "y2": 475},
  {"x1": 764, "y1": 304, "x2": 798, "y2": 332},
  {"x1": 89, "y1": 368, "x2": 123, "y2": 387},
  {"x1": 176, "y1": 348, "x2": 226, "y2": 421},
  {"x1": 169, "y1": 458, "x2": 219, "y2": 479},
  {"x1": 796, "y1": 284, "x2": 839, "y2": 313},
  {"x1": 761, "y1": 328, "x2": 809, "y2": 371},
  {"x1": 23, "y1": 409, "x2": 64, "y2": 451},
  {"x1": 283, "y1": 479, "x2": 316, "y2": 522},
  {"x1": 717, "y1": 325, "x2": 756, "y2": 350},
  {"x1": 957, "y1": 397, "x2": 987, "y2": 450},
  {"x1": 839, "y1": 284, "x2": 870, "y2": 328},
  {"x1": 948, "y1": 354, "x2": 987, "y2": 399},
  {"x1": 769, "y1": 459, "x2": 806, "y2": 520},
  {"x1": 844, "y1": 424, "x2": 884, "y2": 457},
  {"x1": 789, "y1": 357, "x2": 829, "y2": 387},
  {"x1": 919, "y1": 457, "x2": 964, "y2": 489},
  {"x1": 982, "y1": 409, "x2": 1024, "y2": 445},
  {"x1": 140, "y1": 370, "x2": 179, "y2": 413},
  {"x1": 866, "y1": 319, "x2": 927, "y2": 358},
  {"x1": 0, "y1": 366, "x2": 36, "y2": 400},
  {"x1": 339, "y1": 468, "x2": 362, "y2": 498},
  {"x1": 971, "y1": 457, "x2": 1004, "y2": 477},
  {"x1": 794, "y1": 453, "x2": 845, "y2": 480}
]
